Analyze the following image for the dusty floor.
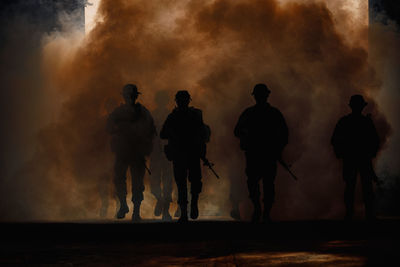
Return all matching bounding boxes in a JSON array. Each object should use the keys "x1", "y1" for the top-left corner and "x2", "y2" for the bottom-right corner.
[{"x1": 1, "y1": 220, "x2": 399, "y2": 266}]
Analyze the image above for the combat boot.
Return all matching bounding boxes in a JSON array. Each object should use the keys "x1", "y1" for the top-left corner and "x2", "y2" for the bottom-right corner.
[
  {"x1": 365, "y1": 206, "x2": 376, "y2": 222},
  {"x1": 262, "y1": 203, "x2": 272, "y2": 223},
  {"x1": 178, "y1": 204, "x2": 188, "y2": 223},
  {"x1": 251, "y1": 200, "x2": 261, "y2": 223},
  {"x1": 116, "y1": 200, "x2": 129, "y2": 219},
  {"x1": 132, "y1": 202, "x2": 142, "y2": 222},
  {"x1": 154, "y1": 199, "x2": 163, "y2": 217},
  {"x1": 190, "y1": 194, "x2": 199, "y2": 220},
  {"x1": 162, "y1": 201, "x2": 172, "y2": 221},
  {"x1": 262, "y1": 209, "x2": 271, "y2": 223},
  {"x1": 344, "y1": 205, "x2": 354, "y2": 221}
]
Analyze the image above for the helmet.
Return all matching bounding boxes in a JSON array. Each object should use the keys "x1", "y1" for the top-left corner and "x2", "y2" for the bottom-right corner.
[
  {"x1": 175, "y1": 90, "x2": 191, "y2": 101},
  {"x1": 349, "y1": 94, "x2": 367, "y2": 108},
  {"x1": 252, "y1": 83, "x2": 271, "y2": 96},
  {"x1": 122, "y1": 84, "x2": 141, "y2": 96}
]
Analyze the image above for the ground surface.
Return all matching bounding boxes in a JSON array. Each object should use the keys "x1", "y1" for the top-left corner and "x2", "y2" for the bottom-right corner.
[{"x1": 1, "y1": 219, "x2": 399, "y2": 266}]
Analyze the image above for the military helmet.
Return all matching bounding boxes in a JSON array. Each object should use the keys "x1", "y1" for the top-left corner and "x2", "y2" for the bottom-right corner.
[
  {"x1": 252, "y1": 83, "x2": 271, "y2": 95},
  {"x1": 122, "y1": 84, "x2": 141, "y2": 96},
  {"x1": 349, "y1": 94, "x2": 367, "y2": 108},
  {"x1": 175, "y1": 90, "x2": 191, "y2": 100}
]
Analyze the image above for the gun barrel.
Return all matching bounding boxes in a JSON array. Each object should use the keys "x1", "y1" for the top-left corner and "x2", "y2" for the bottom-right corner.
[
  {"x1": 278, "y1": 158, "x2": 298, "y2": 181},
  {"x1": 202, "y1": 158, "x2": 220, "y2": 179},
  {"x1": 209, "y1": 166, "x2": 220, "y2": 179}
]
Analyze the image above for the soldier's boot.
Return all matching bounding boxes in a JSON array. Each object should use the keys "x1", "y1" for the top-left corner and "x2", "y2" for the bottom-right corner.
[
  {"x1": 190, "y1": 194, "x2": 199, "y2": 220},
  {"x1": 262, "y1": 202, "x2": 273, "y2": 223},
  {"x1": 162, "y1": 201, "x2": 172, "y2": 221},
  {"x1": 154, "y1": 198, "x2": 163, "y2": 217},
  {"x1": 230, "y1": 205, "x2": 241, "y2": 221},
  {"x1": 262, "y1": 207, "x2": 272, "y2": 223},
  {"x1": 132, "y1": 202, "x2": 142, "y2": 222},
  {"x1": 251, "y1": 199, "x2": 261, "y2": 223},
  {"x1": 116, "y1": 199, "x2": 129, "y2": 219},
  {"x1": 344, "y1": 204, "x2": 354, "y2": 221},
  {"x1": 365, "y1": 203, "x2": 376, "y2": 222},
  {"x1": 174, "y1": 206, "x2": 181, "y2": 218},
  {"x1": 178, "y1": 204, "x2": 188, "y2": 223}
]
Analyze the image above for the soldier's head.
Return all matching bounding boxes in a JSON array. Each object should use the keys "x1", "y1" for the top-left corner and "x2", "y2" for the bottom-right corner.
[
  {"x1": 252, "y1": 83, "x2": 271, "y2": 104},
  {"x1": 349, "y1": 94, "x2": 367, "y2": 114},
  {"x1": 175, "y1": 90, "x2": 191, "y2": 109},
  {"x1": 122, "y1": 84, "x2": 140, "y2": 105}
]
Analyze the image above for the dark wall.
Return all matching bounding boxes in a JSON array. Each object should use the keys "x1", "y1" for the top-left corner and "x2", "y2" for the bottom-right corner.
[{"x1": 370, "y1": 0, "x2": 400, "y2": 26}]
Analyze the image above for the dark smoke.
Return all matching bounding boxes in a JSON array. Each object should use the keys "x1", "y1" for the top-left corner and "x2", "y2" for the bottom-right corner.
[{"x1": 0, "y1": 0, "x2": 394, "y2": 221}]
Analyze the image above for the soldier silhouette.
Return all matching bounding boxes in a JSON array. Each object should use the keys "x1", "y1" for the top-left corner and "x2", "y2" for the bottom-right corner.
[
  {"x1": 331, "y1": 95, "x2": 380, "y2": 221},
  {"x1": 150, "y1": 90, "x2": 173, "y2": 221},
  {"x1": 106, "y1": 84, "x2": 156, "y2": 221},
  {"x1": 160, "y1": 90, "x2": 209, "y2": 223},
  {"x1": 234, "y1": 84, "x2": 288, "y2": 222}
]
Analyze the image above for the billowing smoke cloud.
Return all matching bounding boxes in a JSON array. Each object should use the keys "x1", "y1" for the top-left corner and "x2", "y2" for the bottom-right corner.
[{"x1": 0, "y1": 0, "x2": 395, "y2": 221}]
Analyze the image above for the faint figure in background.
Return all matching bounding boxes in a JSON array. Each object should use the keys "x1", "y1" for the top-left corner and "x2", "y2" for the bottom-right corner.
[
  {"x1": 234, "y1": 84, "x2": 288, "y2": 223},
  {"x1": 160, "y1": 90, "x2": 209, "y2": 223},
  {"x1": 107, "y1": 84, "x2": 156, "y2": 221},
  {"x1": 98, "y1": 98, "x2": 118, "y2": 218},
  {"x1": 331, "y1": 95, "x2": 380, "y2": 221},
  {"x1": 150, "y1": 90, "x2": 173, "y2": 221}
]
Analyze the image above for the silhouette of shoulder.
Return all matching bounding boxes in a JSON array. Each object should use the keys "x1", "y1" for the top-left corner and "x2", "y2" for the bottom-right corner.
[{"x1": 335, "y1": 113, "x2": 375, "y2": 130}]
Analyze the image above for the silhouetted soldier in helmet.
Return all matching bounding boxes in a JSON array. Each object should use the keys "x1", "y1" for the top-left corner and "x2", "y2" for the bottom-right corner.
[
  {"x1": 160, "y1": 90, "x2": 209, "y2": 223},
  {"x1": 234, "y1": 84, "x2": 288, "y2": 222},
  {"x1": 106, "y1": 84, "x2": 156, "y2": 221},
  {"x1": 150, "y1": 90, "x2": 173, "y2": 221},
  {"x1": 331, "y1": 95, "x2": 380, "y2": 221}
]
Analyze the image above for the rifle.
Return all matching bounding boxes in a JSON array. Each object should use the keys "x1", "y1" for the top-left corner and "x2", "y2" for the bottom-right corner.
[
  {"x1": 278, "y1": 158, "x2": 298, "y2": 181},
  {"x1": 144, "y1": 161, "x2": 152, "y2": 175},
  {"x1": 202, "y1": 158, "x2": 220, "y2": 179}
]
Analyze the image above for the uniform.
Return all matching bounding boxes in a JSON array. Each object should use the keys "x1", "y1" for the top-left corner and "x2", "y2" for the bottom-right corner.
[
  {"x1": 107, "y1": 102, "x2": 156, "y2": 217},
  {"x1": 331, "y1": 110, "x2": 379, "y2": 220},
  {"x1": 235, "y1": 102, "x2": 288, "y2": 219}
]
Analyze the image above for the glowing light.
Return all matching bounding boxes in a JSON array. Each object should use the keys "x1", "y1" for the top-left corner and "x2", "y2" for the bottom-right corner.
[{"x1": 85, "y1": 0, "x2": 101, "y2": 33}]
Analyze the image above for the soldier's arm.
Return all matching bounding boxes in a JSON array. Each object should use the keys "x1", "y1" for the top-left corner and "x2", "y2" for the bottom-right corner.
[
  {"x1": 331, "y1": 117, "x2": 345, "y2": 158},
  {"x1": 331, "y1": 118, "x2": 344, "y2": 146},
  {"x1": 234, "y1": 110, "x2": 248, "y2": 138},
  {"x1": 160, "y1": 114, "x2": 172, "y2": 140},
  {"x1": 196, "y1": 109, "x2": 208, "y2": 142},
  {"x1": 106, "y1": 110, "x2": 118, "y2": 134},
  {"x1": 196, "y1": 109, "x2": 209, "y2": 159}
]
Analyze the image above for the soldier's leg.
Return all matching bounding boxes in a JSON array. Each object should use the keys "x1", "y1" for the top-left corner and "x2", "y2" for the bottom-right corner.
[
  {"x1": 245, "y1": 152, "x2": 262, "y2": 222},
  {"x1": 262, "y1": 160, "x2": 277, "y2": 222},
  {"x1": 161, "y1": 161, "x2": 173, "y2": 220},
  {"x1": 114, "y1": 156, "x2": 129, "y2": 219},
  {"x1": 173, "y1": 160, "x2": 188, "y2": 222},
  {"x1": 149, "y1": 159, "x2": 163, "y2": 216},
  {"x1": 188, "y1": 158, "x2": 202, "y2": 220},
  {"x1": 130, "y1": 158, "x2": 146, "y2": 221},
  {"x1": 360, "y1": 161, "x2": 375, "y2": 220},
  {"x1": 343, "y1": 160, "x2": 357, "y2": 220}
]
